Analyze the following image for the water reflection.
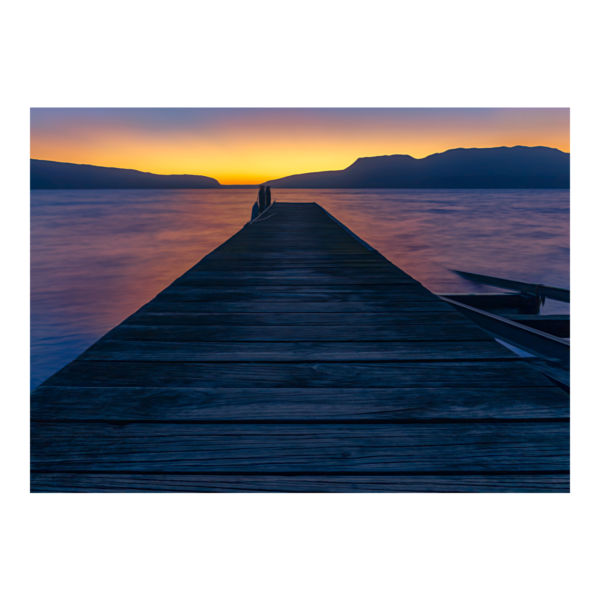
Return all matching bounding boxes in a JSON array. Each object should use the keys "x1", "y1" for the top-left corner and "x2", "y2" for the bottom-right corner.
[{"x1": 30, "y1": 189, "x2": 569, "y2": 388}]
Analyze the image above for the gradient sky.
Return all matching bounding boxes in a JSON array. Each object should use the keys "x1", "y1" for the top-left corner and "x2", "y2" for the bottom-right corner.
[{"x1": 30, "y1": 108, "x2": 569, "y2": 184}]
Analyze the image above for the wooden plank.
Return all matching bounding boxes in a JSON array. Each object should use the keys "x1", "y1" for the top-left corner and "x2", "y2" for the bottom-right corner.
[
  {"x1": 189, "y1": 269, "x2": 400, "y2": 277},
  {"x1": 197, "y1": 255, "x2": 386, "y2": 260},
  {"x1": 168, "y1": 278, "x2": 419, "y2": 286},
  {"x1": 226, "y1": 229, "x2": 355, "y2": 234},
  {"x1": 31, "y1": 386, "x2": 570, "y2": 422},
  {"x1": 30, "y1": 473, "x2": 570, "y2": 493},
  {"x1": 179, "y1": 267, "x2": 412, "y2": 279},
  {"x1": 223, "y1": 237, "x2": 363, "y2": 244},
  {"x1": 214, "y1": 248, "x2": 374, "y2": 255},
  {"x1": 199, "y1": 254, "x2": 384, "y2": 262},
  {"x1": 107, "y1": 323, "x2": 493, "y2": 342},
  {"x1": 164, "y1": 284, "x2": 427, "y2": 294},
  {"x1": 155, "y1": 289, "x2": 438, "y2": 302},
  {"x1": 213, "y1": 252, "x2": 376, "y2": 258},
  {"x1": 138, "y1": 301, "x2": 457, "y2": 313},
  {"x1": 215, "y1": 250, "x2": 379, "y2": 255},
  {"x1": 237, "y1": 226, "x2": 352, "y2": 231},
  {"x1": 42, "y1": 360, "x2": 553, "y2": 388},
  {"x1": 165, "y1": 275, "x2": 416, "y2": 286},
  {"x1": 245, "y1": 223, "x2": 348, "y2": 227},
  {"x1": 30, "y1": 422, "x2": 569, "y2": 473},
  {"x1": 216, "y1": 247, "x2": 373, "y2": 254},
  {"x1": 190, "y1": 257, "x2": 395, "y2": 266},
  {"x1": 80, "y1": 340, "x2": 514, "y2": 362},
  {"x1": 193, "y1": 265, "x2": 395, "y2": 272},
  {"x1": 123, "y1": 311, "x2": 477, "y2": 327},
  {"x1": 216, "y1": 241, "x2": 370, "y2": 248},
  {"x1": 163, "y1": 283, "x2": 428, "y2": 292},
  {"x1": 175, "y1": 282, "x2": 425, "y2": 294}
]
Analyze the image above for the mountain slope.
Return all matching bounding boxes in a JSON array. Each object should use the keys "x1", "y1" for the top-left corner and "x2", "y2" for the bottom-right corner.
[
  {"x1": 263, "y1": 146, "x2": 570, "y2": 189},
  {"x1": 31, "y1": 160, "x2": 221, "y2": 189}
]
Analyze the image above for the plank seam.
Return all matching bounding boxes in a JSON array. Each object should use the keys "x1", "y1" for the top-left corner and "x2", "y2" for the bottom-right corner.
[
  {"x1": 30, "y1": 418, "x2": 570, "y2": 425},
  {"x1": 29, "y1": 470, "x2": 571, "y2": 476},
  {"x1": 73, "y1": 357, "x2": 526, "y2": 364}
]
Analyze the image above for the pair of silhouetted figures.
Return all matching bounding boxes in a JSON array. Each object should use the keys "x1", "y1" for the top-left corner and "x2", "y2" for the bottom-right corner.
[
  {"x1": 258, "y1": 185, "x2": 271, "y2": 213},
  {"x1": 251, "y1": 185, "x2": 272, "y2": 220}
]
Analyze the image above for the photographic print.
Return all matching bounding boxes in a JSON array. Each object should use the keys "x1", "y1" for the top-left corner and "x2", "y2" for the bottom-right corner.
[{"x1": 30, "y1": 108, "x2": 570, "y2": 492}]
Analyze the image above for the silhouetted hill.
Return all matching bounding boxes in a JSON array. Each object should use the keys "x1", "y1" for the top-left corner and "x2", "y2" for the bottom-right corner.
[
  {"x1": 263, "y1": 146, "x2": 570, "y2": 188},
  {"x1": 31, "y1": 160, "x2": 221, "y2": 189}
]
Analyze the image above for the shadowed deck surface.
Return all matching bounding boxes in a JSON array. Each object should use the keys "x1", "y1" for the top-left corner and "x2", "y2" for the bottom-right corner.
[{"x1": 31, "y1": 202, "x2": 569, "y2": 492}]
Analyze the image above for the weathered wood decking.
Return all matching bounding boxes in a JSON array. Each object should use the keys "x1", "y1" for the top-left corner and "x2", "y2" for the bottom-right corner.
[{"x1": 30, "y1": 202, "x2": 569, "y2": 492}]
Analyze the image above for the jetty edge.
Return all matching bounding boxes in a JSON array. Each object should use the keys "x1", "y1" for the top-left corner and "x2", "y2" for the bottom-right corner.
[{"x1": 30, "y1": 202, "x2": 569, "y2": 493}]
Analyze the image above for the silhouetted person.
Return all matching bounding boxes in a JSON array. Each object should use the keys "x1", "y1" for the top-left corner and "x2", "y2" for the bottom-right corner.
[
  {"x1": 265, "y1": 186, "x2": 271, "y2": 207},
  {"x1": 258, "y1": 185, "x2": 266, "y2": 213}
]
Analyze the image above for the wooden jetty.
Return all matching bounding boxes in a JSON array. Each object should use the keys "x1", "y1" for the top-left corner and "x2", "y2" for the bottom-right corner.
[{"x1": 30, "y1": 202, "x2": 569, "y2": 492}]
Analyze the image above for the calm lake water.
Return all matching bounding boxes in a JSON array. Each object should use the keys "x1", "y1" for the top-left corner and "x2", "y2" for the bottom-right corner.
[{"x1": 30, "y1": 189, "x2": 570, "y2": 389}]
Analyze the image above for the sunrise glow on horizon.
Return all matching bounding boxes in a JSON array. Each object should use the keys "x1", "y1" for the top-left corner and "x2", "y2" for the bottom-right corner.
[{"x1": 30, "y1": 108, "x2": 570, "y2": 185}]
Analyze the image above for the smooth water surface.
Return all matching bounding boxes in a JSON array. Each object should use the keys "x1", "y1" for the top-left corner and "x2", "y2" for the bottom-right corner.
[{"x1": 31, "y1": 189, "x2": 569, "y2": 389}]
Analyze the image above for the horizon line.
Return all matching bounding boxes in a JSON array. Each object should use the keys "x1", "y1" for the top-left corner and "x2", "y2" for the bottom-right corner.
[{"x1": 30, "y1": 144, "x2": 570, "y2": 186}]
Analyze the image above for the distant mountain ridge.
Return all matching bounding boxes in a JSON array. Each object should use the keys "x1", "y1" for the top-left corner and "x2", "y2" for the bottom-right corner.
[
  {"x1": 31, "y1": 146, "x2": 570, "y2": 190},
  {"x1": 263, "y1": 146, "x2": 570, "y2": 189},
  {"x1": 30, "y1": 159, "x2": 221, "y2": 189}
]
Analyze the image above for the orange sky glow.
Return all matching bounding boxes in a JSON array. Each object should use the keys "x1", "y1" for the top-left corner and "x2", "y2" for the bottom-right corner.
[{"x1": 30, "y1": 108, "x2": 570, "y2": 184}]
